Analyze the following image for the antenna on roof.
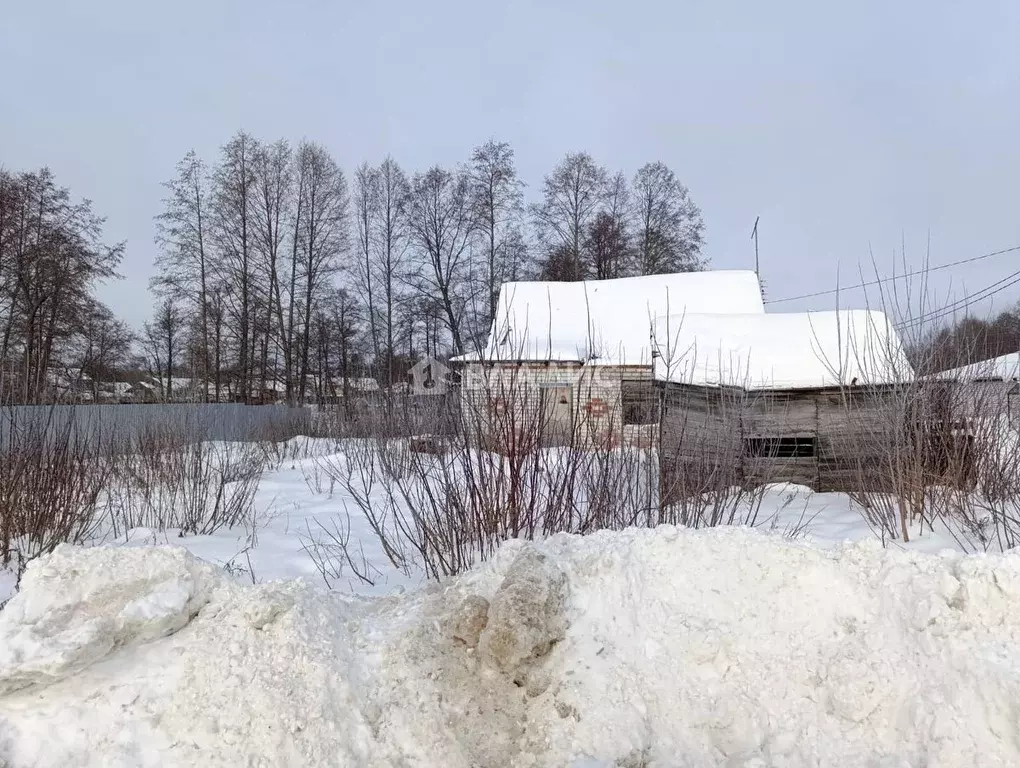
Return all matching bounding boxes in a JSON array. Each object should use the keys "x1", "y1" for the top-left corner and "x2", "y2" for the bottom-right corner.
[
  {"x1": 751, "y1": 216, "x2": 765, "y2": 300},
  {"x1": 751, "y1": 216, "x2": 760, "y2": 277}
]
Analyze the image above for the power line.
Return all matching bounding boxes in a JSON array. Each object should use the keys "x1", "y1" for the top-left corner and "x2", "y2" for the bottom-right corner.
[
  {"x1": 764, "y1": 244, "x2": 1020, "y2": 305},
  {"x1": 898, "y1": 268, "x2": 1020, "y2": 328},
  {"x1": 895, "y1": 268, "x2": 1020, "y2": 330}
]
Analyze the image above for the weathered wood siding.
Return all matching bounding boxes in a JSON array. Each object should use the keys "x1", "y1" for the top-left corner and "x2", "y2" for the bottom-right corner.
[
  {"x1": 659, "y1": 382, "x2": 908, "y2": 494},
  {"x1": 813, "y1": 389, "x2": 903, "y2": 492}
]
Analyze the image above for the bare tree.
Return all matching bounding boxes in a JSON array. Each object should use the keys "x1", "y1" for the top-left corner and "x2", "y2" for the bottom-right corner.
[
  {"x1": 409, "y1": 166, "x2": 475, "y2": 356},
  {"x1": 143, "y1": 298, "x2": 184, "y2": 401},
  {"x1": 374, "y1": 157, "x2": 412, "y2": 387},
  {"x1": 540, "y1": 243, "x2": 586, "y2": 282},
  {"x1": 251, "y1": 139, "x2": 293, "y2": 400},
  {"x1": 632, "y1": 161, "x2": 705, "y2": 275},
  {"x1": 72, "y1": 303, "x2": 134, "y2": 398},
  {"x1": 294, "y1": 142, "x2": 349, "y2": 404},
  {"x1": 353, "y1": 163, "x2": 381, "y2": 365},
  {"x1": 532, "y1": 152, "x2": 607, "y2": 279},
  {"x1": 208, "y1": 284, "x2": 227, "y2": 400},
  {"x1": 0, "y1": 168, "x2": 122, "y2": 403},
  {"x1": 467, "y1": 140, "x2": 525, "y2": 349},
  {"x1": 210, "y1": 131, "x2": 258, "y2": 402},
  {"x1": 584, "y1": 211, "x2": 630, "y2": 280},
  {"x1": 310, "y1": 287, "x2": 363, "y2": 413},
  {"x1": 153, "y1": 151, "x2": 212, "y2": 399}
]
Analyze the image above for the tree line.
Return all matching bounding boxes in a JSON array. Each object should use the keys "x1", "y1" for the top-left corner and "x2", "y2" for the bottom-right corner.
[
  {"x1": 13, "y1": 132, "x2": 1013, "y2": 408},
  {"x1": 914, "y1": 308, "x2": 1020, "y2": 375},
  {"x1": 143, "y1": 133, "x2": 707, "y2": 403},
  {"x1": 0, "y1": 168, "x2": 130, "y2": 404}
]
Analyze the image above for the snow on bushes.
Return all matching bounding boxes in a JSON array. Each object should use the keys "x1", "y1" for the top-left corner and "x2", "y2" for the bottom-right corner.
[{"x1": 3, "y1": 527, "x2": 1020, "y2": 766}]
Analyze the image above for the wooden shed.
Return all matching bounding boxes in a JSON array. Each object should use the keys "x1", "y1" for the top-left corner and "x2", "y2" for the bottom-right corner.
[
  {"x1": 654, "y1": 310, "x2": 917, "y2": 495},
  {"x1": 454, "y1": 271, "x2": 766, "y2": 450}
]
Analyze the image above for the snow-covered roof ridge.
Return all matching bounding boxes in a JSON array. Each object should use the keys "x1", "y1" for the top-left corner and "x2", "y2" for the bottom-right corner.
[
  {"x1": 652, "y1": 309, "x2": 914, "y2": 390},
  {"x1": 936, "y1": 351, "x2": 1020, "y2": 382},
  {"x1": 475, "y1": 270, "x2": 765, "y2": 364}
]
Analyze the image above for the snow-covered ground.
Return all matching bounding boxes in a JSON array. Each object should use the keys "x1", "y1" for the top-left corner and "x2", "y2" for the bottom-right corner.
[
  {"x1": 2, "y1": 436, "x2": 1019, "y2": 765},
  {"x1": 93, "y1": 439, "x2": 998, "y2": 594},
  {"x1": 0, "y1": 436, "x2": 1000, "y2": 607},
  {"x1": 3, "y1": 528, "x2": 1020, "y2": 766}
]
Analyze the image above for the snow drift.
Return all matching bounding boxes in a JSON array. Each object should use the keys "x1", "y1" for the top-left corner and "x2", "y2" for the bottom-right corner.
[{"x1": 3, "y1": 528, "x2": 1020, "y2": 766}]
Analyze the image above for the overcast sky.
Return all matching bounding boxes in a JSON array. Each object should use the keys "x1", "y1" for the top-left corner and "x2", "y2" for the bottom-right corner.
[{"x1": 2, "y1": 0, "x2": 1018, "y2": 329}]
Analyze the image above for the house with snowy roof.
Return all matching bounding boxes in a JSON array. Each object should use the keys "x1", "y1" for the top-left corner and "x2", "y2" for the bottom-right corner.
[
  {"x1": 653, "y1": 309, "x2": 916, "y2": 494},
  {"x1": 455, "y1": 271, "x2": 766, "y2": 449}
]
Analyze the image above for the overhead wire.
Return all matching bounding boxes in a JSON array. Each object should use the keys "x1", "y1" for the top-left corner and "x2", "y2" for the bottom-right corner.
[
  {"x1": 894, "y1": 268, "x2": 1020, "y2": 330},
  {"x1": 763, "y1": 244, "x2": 1020, "y2": 306}
]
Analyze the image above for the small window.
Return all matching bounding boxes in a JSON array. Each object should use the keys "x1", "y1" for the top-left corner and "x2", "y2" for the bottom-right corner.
[
  {"x1": 742, "y1": 436, "x2": 815, "y2": 458},
  {"x1": 622, "y1": 387, "x2": 659, "y2": 425}
]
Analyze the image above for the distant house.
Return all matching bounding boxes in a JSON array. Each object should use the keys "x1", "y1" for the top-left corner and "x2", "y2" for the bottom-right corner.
[
  {"x1": 327, "y1": 377, "x2": 381, "y2": 396},
  {"x1": 654, "y1": 310, "x2": 915, "y2": 494},
  {"x1": 144, "y1": 376, "x2": 202, "y2": 402},
  {"x1": 454, "y1": 271, "x2": 766, "y2": 448},
  {"x1": 45, "y1": 367, "x2": 94, "y2": 402},
  {"x1": 97, "y1": 381, "x2": 135, "y2": 402}
]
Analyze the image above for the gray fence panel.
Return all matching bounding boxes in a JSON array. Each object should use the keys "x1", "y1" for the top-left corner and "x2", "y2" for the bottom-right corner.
[{"x1": 0, "y1": 404, "x2": 310, "y2": 454}]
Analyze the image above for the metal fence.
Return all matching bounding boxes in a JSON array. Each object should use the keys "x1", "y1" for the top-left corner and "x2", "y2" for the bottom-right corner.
[{"x1": 0, "y1": 404, "x2": 310, "y2": 454}]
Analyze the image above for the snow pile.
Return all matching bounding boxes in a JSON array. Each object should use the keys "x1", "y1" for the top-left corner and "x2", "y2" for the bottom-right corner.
[
  {"x1": 0, "y1": 546, "x2": 218, "y2": 695},
  {"x1": 4, "y1": 528, "x2": 1020, "y2": 766}
]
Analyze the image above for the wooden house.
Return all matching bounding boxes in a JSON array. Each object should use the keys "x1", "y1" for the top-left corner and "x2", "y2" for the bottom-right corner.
[
  {"x1": 454, "y1": 271, "x2": 765, "y2": 449},
  {"x1": 654, "y1": 310, "x2": 916, "y2": 495}
]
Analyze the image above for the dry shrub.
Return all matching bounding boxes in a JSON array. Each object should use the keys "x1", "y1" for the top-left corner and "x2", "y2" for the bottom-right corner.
[
  {"x1": 303, "y1": 364, "x2": 774, "y2": 587},
  {"x1": 821, "y1": 262, "x2": 1020, "y2": 550},
  {"x1": 0, "y1": 406, "x2": 113, "y2": 582},
  {"x1": 249, "y1": 407, "x2": 319, "y2": 469},
  {"x1": 106, "y1": 419, "x2": 267, "y2": 539}
]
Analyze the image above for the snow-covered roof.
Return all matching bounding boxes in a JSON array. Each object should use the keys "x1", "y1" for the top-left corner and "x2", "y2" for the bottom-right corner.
[
  {"x1": 936, "y1": 352, "x2": 1020, "y2": 382},
  {"x1": 46, "y1": 368, "x2": 92, "y2": 387},
  {"x1": 653, "y1": 310, "x2": 913, "y2": 390},
  {"x1": 329, "y1": 376, "x2": 380, "y2": 392},
  {"x1": 465, "y1": 271, "x2": 765, "y2": 364},
  {"x1": 149, "y1": 377, "x2": 194, "y2": 391}
]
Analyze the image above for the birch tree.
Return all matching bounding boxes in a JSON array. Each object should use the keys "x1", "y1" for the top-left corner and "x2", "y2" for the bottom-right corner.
[
  {"x1": 532, "y1": 152, "x2": 607, "y2": 281},
  {"x1": 294, "y1": 142, "x2": 348, "y2": 403},
  {"x1": 251, "y1": 139, "x2": 293, "y2": 398},
  {"x1": 0, "y1": 168, "x2": 122, "y2": 402},
  {"x1": 632, "y1": 161, "x2": 705, "y2": 275},
  {"x1": 353, "y1": 163, "x2": 381, "y2": 364},
  {"x1": 210, "y1": 131, "x2": 258, "y2": 401},
  {"x1": 467, "y1": 140, "x2": 524, "y2": 348},
  {"x1": 409, "y1": 166, "x2": 475, "y2": 356},
  {"x1": 373, "y1": 157, "x2": 411, "y2": 387},
  {"x1": 143, "y1": 297, "x2": 184, "y2": 402},
  {"x1": 153, "y1": 151, "x2": 212, "y2": 398}
]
